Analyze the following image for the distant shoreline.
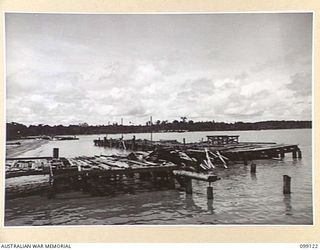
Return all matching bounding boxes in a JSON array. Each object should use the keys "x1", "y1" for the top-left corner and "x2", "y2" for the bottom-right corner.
[{"x1": 6, "y1": 126, "x2": 312, "y2": 141}]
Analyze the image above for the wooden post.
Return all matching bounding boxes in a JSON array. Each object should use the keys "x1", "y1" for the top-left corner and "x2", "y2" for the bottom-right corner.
[
  {"x1": 280, "y1": 151, "x2": 285, "y2": 158},
  {"x1": 298, "y1": 150, "x2": 302, "y2": 159},
  {"x1": 168, "y1": 172, "x2": 176, "y2": 189},
  {"x1": 81, "y1": 174, "x2": 89, "y2": 193},
  {"x1": 292, "y1": 151, "x2": 297, "y2": 159},
  {"x1": 47, "y1": 164, "x2": 56, "y2": 199},
  {"x1": 186, "y1": 178, "x2": 192, "y2": 194},
  {"x1": 207, "y1": 186, "x2": 213, "y2": 200},
  {"x1": 150, "y1": 116, "x2": 153, "y2": 142},
  {"x1": 283, "y1": 175, "x2": 291, "y2": 194},
  {"x1": 132, "y1": 135, "x2": 136, "y2": 150},
  {"x1": 121, "y1": 118, "x2": 123, "y2": 139},
  {"x1": 183, "y1": 138, "x2": 186, "y2": 147},
  {"x1": 250, "y1": 163, "x2": 256, "y2": 173},
  {"x1": 53, "y1": 148, "x2": 59, "y2": 159},
  {"x1": 243, "y1": 157, "x2": 248, "y2": 165}
]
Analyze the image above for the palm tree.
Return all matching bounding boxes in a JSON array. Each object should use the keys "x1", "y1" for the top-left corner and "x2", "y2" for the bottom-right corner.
[{"x1": 180, "y1": 116, "x2": 187, "y2": 123}]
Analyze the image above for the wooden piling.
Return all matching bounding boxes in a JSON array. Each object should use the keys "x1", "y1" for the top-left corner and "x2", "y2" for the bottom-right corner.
[
  {"x1": 250, "y1": 163, "x2": 256, "y2": 173},
  {"x1": 280, "y1": 151, "x2": 285, "y2": 158},
  {"x1": 283, "y1": 175, "x2": 291, "y2": 194},
  {"x1": 298, "y1": 150, "x2": 302, "y2": 159},
  {"x1": 53, "y1": 148, "x2": 59, "y2": 159},
  {"x1": 292, "y1": 151, "x2": 297, "y2": 159},
  {"x1": 167, "y1": 171, "x2": 176, "y2": 189},
  {"x1": 150, "y1": 116, "x2": 153, "y2": 142},
  {"x1": 207, "y1": 186, "x2": 213, "y2": 200},
  {"x1": 186, "y1": 178, "x2": 192, "y2": 194},
  {"x1": 243, "y1": 158, "x2": 248, "y2": 165},
  {"x1": 183, "y1": 138, "x2": 186, "y2": 147}
]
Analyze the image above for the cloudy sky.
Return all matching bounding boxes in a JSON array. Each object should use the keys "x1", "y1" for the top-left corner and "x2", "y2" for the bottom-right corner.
[{"x1": 5, "y1": 13, "x2": 312, "y2": 126}]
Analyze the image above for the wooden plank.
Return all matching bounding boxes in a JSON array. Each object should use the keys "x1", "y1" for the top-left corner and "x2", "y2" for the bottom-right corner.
[
  {"x1": 97, "y1": 157, "x2": 130, "y2": 169},
  {"x1": 6, "y1": 156, "x2": 52, "y2": 160},
  {"x1": 173, "y1": 170, "x2": 218, "y2": 182}
]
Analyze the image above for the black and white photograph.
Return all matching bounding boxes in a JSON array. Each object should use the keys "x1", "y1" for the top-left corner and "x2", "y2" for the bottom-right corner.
[{"x1": 4, "y1": 12, "x2": 313, "y2": 226}]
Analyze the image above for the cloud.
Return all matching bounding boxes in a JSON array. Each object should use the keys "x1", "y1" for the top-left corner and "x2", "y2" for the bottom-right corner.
[
  {"x1": 286, "y1": 72, "x2": 312, "y2": 96},
  {"x1": 5, "y1": 13, "x2": 313, "y2": 125}
]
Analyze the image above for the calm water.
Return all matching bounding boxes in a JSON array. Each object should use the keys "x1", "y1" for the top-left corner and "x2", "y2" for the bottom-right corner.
[{"x1": 5, "y1": 129, "x2": 313, "y2": 225}]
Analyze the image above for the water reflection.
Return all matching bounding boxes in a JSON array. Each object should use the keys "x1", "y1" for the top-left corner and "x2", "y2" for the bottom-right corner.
[
  {"x1": 250, "y1": 172, "x2": 257, "y2": 181},
  {"x1": 185, "y1": 194, "x2": 203, "y2": 213},
  {"x1": 283, "y1": 194, "x2": 293, "y2": 216},
  {"x1": 207, "y1": 199, "x2": 214, "y2": 214}
]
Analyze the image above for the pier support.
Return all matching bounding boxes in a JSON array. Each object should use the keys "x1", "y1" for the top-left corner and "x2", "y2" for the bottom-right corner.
[
  {"x1": 280, "y1": 151, "x2": 285, "y2": 158},
  {"x1": 283, "y1": 175, "x2": 291, "y2": 194},
  {"x1": 298, "y1": 150, "x2": 302, "y2": 159},
  {"x1": 250, "y1": 163, "x2": 256, "y2": 173},
  {"x1": 186, "y1": 178, "x2": 193, "y2": 194},
  {"x1": 243, "y1": 158, "x2": 248, "y2": 165},
  {"x1": 168, "y1": 172, "x2": 176, "y2": 189},
  {"x1": 292, "y1": 151, "x2": 297, "y2": 159},
  {"x1": 53, "y1": 148, "x2": 59, "y2": 159},
  {"x1": 207, "y1": 186, "x2": 213, "y2": 200}
]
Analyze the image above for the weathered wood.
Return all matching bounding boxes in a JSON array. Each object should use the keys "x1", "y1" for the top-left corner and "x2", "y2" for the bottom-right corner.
[
  {"x1": 207, "y1": 186, "x2": 213, "y2": 200},
  {"x1": 186, "y1": 178, "x2": 192, "y2": 194},
  {"x1": 250, "y1": 163, "x2": 256, "y2": 173},
  {"x1": 6, "y1": 156, "x2": 51, "y2": 161},
  {"x1": 168, "y1": 172, "x2": 176, "y2": 189},
  {"x1": 173, "y1": 170, "x2": 218, "y2": 182},
  {"x1": 283, "y1": 175, "x2": 291, "y2": 194},
  {"x1": 292, "y1": 151, "x2": 297, "y2": 159},
  {"x1": 298, "y1": 150, "x2": 302, "y2": 159},
  {"x1": 93, "y1": 135, "x2": 301, "y2": 165},
  {"x1": 53, "y1": 148, "x2": 59, "y2": 159},
  {"x1": 207, "y1": 135, "x2": 239, "y2": 145},
  {"x1": 243, "y1": 158, "x2": 248, "y2": 165}
]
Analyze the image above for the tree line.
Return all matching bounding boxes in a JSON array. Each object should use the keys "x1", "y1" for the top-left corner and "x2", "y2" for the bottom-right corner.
[{"x1": 6, "y1": 120, "x2": 312, "y2": 140}]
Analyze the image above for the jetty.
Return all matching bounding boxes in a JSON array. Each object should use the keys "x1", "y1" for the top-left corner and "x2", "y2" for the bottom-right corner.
[
  {"x1": 93, "y1": 135, "x2": 302, "y2": 165},
  {"x1": 5, "y1": 148, "x2": 218, "y2": 200},
  {"x1": 5, "y1": 135, "x2": 302, "y2": 201}
]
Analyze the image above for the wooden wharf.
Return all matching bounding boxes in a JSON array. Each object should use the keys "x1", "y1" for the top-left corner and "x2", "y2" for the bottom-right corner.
[
  {"x1": 93, "y1": 135, "x2": 302, "y2": 165},
  {"x1": 5, "y1": 149, "x2": 218, "y2": 200}
]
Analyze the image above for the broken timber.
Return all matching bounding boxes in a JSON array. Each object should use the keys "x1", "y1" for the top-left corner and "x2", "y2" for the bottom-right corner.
[
  {"x1": 5, "y1": 150, "x2": 219, "y2": 199},
  {"x1": 93, "y1": 135, "x2": 302, "y2": 165}
]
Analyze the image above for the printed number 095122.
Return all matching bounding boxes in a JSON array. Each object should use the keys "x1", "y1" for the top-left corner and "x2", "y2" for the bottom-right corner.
[{"x1": 300, "y1": 244, "x2": 318, "y2": 248}]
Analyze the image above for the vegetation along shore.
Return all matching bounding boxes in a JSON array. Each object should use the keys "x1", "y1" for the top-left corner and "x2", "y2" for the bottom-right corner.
[{"x1": 7, "y1": 120, "x2": 311, "y2": 140}]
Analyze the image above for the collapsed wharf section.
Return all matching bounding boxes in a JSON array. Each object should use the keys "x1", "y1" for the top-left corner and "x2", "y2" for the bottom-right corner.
[{"x1": 93, "y1": 135, "x2": 302, "y2": 163}]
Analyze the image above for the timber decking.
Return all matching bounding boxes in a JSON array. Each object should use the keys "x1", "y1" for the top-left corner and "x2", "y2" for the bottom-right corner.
[
  {"x1": 93, "y1": 136, "x2": 301, "y2": 162},
  {"x1": 5, "y1": 154, "x2": 218, "y2": 199}
]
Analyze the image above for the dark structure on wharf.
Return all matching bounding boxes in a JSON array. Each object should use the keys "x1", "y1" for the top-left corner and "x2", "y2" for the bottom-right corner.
[{"x1": 93, "y1": 135, "x2": 302, "y2": 164}]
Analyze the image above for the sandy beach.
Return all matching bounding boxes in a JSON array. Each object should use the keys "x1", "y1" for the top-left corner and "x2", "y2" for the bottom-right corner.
[{"x1": 6, "y1": 139, "x2": 49, "y2": 158}]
